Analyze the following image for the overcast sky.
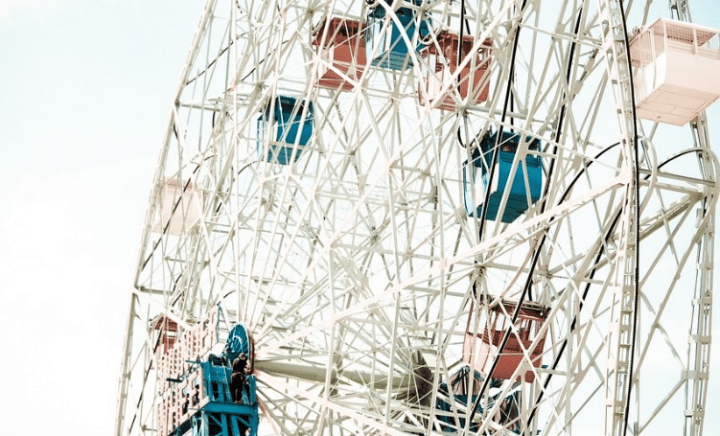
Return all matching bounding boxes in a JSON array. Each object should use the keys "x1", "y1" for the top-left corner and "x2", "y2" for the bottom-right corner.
[
  {"x1": 1, "y1": 1, "x2": 719, "y2": 435},
  {"x1": 0, "y1": 1, "x2": 200, "y2": 433}
]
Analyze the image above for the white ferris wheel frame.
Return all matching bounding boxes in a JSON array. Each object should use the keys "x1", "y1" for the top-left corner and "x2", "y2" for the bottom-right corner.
[{"x1": 115, "y1": 1, "x2": 717, "y2": 435}]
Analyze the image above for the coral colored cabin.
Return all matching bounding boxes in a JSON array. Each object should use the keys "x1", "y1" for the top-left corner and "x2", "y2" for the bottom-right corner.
[
  {"x1": 463, "y1": 297, "x2": 548, "y2": 382},
  {"x1": 419, "y1": 33, "x2": 492, "y2": 110},
  {"x1": 312, "y1": 18, "x2": 367, "y2": 91}
]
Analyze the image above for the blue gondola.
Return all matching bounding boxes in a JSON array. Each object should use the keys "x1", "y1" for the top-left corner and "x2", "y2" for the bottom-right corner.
[
  {"x1": 365, "y1": 0, "x2": 430, "y2": 71},
  {"x1": 257, "y1": 95, "x2": 314, "y2": 165},
  {"x1": 463, "y1": 130, "x2": 542, "y2": 223}
]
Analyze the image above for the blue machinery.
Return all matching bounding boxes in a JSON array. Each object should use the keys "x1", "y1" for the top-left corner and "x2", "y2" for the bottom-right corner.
[{"x1": 164, "y1": 324, "x2": 259, "y2": 436}]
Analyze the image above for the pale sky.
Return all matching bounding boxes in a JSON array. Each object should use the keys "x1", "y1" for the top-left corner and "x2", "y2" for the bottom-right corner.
[
  {"x1": 0, "y1": 0, "x2": 199, "y2": 433},
  {"x1": 0, "y1": 1, "x2": 719, "y2": 435}
]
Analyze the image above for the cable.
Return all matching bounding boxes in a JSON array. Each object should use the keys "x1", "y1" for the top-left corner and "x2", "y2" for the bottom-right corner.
[
  {"x1": 454, "y1": 0, "x2": 472, "y2": 150},
  {"x1": 525, "y1": 146, "x2": 700, "y2": 429},
  {"x1": 502, "y1": 2, "x2": 640, "y2": 431},
  {"x1": 540, "y1": 7, "x2": 584, "y2": 215},
  {"x1": 520, "y1": 5, "x2": 584, "y2": 304},
  {"x1": 525, "y1": 141, "x2": 621, "y2": 426},
  {"x1": 464, "y1": 2, "x2": 529, "y2": 432},
  {"x1": 483, "y1": 2, "x2": 640, "y2": 431},
  {"x1": 617, "y1": 1, "x2": 641, "y2": 434},
  {"x1": 475, "y1": 0, "x2": 527, "y2": 241}
]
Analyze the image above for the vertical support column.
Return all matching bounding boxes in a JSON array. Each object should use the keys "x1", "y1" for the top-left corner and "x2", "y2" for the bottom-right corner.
[
  {"x1": 685, "y1": 201, "x2": 713, "y2": 436},
  {"x1": 596, "y1": 1, "x2": 639, "y2": 436},
  {"x1": 684, "y1": 117, "x2": 715, "y2": 436},
  {"x1": 672, "y1": 5, "x2": 715, "y2": 436}
]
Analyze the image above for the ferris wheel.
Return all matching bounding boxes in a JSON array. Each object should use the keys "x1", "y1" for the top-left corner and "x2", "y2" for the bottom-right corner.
[{"x1": 115, "y1": 1, "x2": 720, "y2": 435}]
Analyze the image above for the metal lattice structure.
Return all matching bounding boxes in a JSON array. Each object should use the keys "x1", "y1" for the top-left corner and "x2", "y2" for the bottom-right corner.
[{"x1": 116, "y1": 1, "x2": 718, "y2": 435}]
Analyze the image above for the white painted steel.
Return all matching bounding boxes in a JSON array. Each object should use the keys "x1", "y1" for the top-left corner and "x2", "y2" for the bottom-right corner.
[{"x1": 115, "y1": 1, "x2": 718, "y2": 435}]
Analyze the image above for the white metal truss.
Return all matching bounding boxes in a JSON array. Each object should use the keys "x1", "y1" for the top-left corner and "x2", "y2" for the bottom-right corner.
[
  {"x1": 672, "y1": 4, "x2": 716, "y2": 436},
  {"x1": 115, "y1": 1, "x2": 718, "y2": 435},
  {"x1": 595, "y1": 0, "x2": 639, "y2": 435}
]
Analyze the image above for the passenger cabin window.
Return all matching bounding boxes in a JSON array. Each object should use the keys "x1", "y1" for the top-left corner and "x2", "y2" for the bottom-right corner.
[{"x1": 500, "y1": 140, "x2": 518, "y2": 153}]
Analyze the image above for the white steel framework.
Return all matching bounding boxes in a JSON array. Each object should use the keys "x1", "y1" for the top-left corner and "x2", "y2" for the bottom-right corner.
[{"x1": 116, "y1": 0, "x2": 718, "y2": 435}]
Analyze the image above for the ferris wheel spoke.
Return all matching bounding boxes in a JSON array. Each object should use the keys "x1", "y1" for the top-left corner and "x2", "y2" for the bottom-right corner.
[{"x1": 258, "y1": 372, "x2": 416, "y2": 435}]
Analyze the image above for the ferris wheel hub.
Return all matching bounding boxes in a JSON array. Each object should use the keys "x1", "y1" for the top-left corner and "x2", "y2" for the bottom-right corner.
[{"x1": 225, "y1": 323, "x2": 255, "y2": 373}]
